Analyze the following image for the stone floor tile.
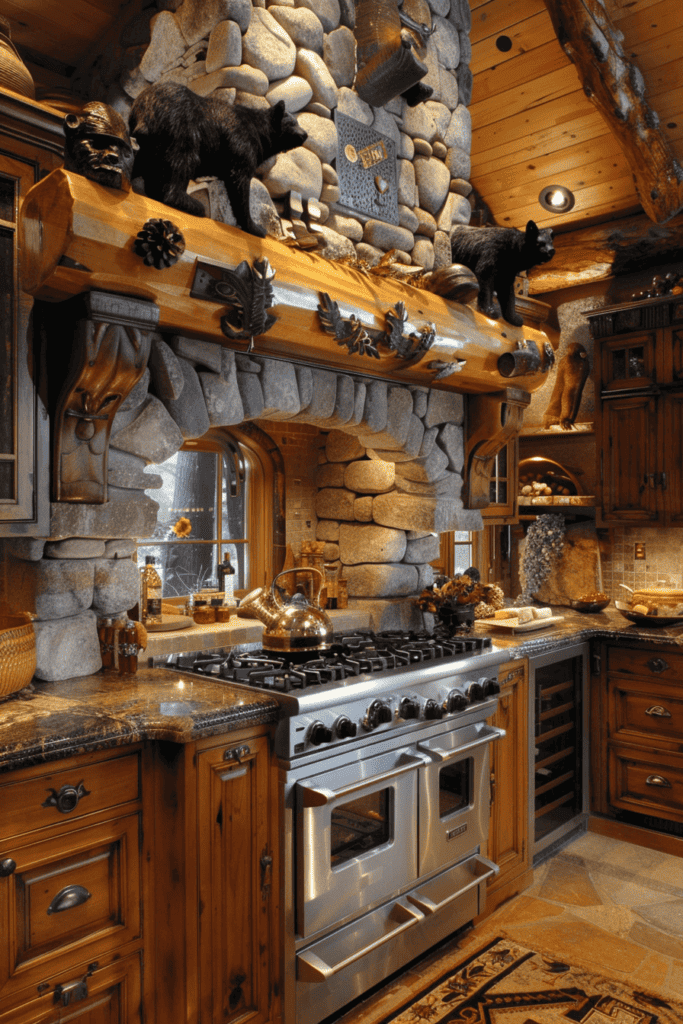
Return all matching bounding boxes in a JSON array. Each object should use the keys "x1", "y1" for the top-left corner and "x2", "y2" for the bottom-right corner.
[
  {"x1": 628, "y1": 919, "x2": 683, "y2": 960},
  {"x1": 636, "y1": 856, "x2": 683, "y2": 893},
  {"x1": 566, "y1": 902, "x2": 635, "y2": 938},
  {"x1": 538, "y1": 856, "x2": 604, "y2": 906},
  {"x1": 591, "y1": 874, "x2": 679, "y2": 908},
  {"x1": 601, "y1": 841, "x2": 670, "y2": 875},
  {"x1": 490, "y1": 895, "x2": 565, "y2": 927},
  {"x1": 632, "y1": 899, "x2": 683, "y2": 937},
  {"x1": 563, "y1": 832, "x2": 619, "y2": 860},
  {"x1": 501, "y1": 916, "x2": 650, "y2": 975},
  {"x1": 633, "y1": 952, "x2": 675, "y2": 994},
  {"x1": 670, "y1": 961, "x2": 683, "y2": 995}
]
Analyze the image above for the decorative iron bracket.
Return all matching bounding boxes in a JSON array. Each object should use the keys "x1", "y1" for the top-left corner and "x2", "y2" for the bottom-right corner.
[
  {"x1": 318, "y1": 292, "x2": 381, "y2": 358},
  {"x1": 214, "y1": 257, "x2": 278, "y2": 344},
  {"x1": 465, "y1": 388, "x2": 531, "y2": 509}
]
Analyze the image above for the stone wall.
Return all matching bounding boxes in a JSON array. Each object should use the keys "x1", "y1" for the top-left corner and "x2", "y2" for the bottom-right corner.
[{"x1": 87, "y1": 0, "x2": 474, "y2": 270}]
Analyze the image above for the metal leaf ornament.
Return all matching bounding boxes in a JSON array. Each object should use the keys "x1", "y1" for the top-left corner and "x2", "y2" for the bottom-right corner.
[
  {"x1": 214, "y1": 258, "x2": 278, "y2": 340},
  {"x1": 133, "y1": 218, "x2": 185, "y2": 269},
  {"x1": 318, "y1": 292, "x2": 380, "y2": 359},
  {"x1": 384, "y1": 302, "x2": 436, "y2": 359}
]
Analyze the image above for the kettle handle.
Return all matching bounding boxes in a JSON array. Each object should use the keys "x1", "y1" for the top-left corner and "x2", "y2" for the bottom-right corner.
[{"x1": 271, "y1": 567, "x2": 324, "y2": 609}]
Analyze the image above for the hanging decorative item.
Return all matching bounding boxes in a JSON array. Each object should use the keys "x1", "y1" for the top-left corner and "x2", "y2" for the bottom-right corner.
[
  {"x1": 213, "y1": 258, "x2": 278, "y2": 342},
  {"x1": 318, "y1": 292, "x2": 380, "y2": 359},
  {"x1": 352, "y1": 0, "x2": 433, "y2": 109},
  {"x1": 384, "y1": 302, "x2": 436, "y2": 359},
  {"x1": 335, "y1": 113, "x2": 399, "y2": 225},
  {"x1": 133, "y1": 218, "x2": 186, "y2": 269},
  {"x1": 428, "y1": 358, "x2": 467, "y2": 380}
]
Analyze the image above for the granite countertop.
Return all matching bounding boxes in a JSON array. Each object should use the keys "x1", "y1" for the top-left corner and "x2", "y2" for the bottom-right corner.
[{"x1": 2, "y1": 604, "x2": 683, "y2": 774}]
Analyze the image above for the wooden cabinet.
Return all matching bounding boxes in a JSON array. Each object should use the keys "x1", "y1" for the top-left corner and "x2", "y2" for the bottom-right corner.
[
  {"x1": 0, "y1": 746, "x2": 146, "y2": 1022},
  {"x1": 152, "y1": 725, "x2": 280, "y2": 1024},
  {"x1": 0, "y1": 90, "x2": 63, "y2": 535},
  {"x1": 484, "y1": 659, "x2": 532, "y2": 914},
  {"x1": 588, "y1": 297, "x2": 683, "y2": 525},
  {"x1": 593, "y1": 642, "x2": 683, "y2": 830}
]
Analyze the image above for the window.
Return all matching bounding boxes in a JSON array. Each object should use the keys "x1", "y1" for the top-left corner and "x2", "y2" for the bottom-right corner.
[{"x1": 137, "y1": 436, "x2": 253, "y2": 598}]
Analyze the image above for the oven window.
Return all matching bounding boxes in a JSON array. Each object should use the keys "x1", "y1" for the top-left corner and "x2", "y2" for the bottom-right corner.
[
  {"x1": 331, "y1": 789, "x2": 391, "y2": 867},
  {"x1": 439, "y1": 759, "x2": 471, "y2": 819}
]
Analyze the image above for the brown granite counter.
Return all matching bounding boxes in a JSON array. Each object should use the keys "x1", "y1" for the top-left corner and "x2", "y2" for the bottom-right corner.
[{"x1": 0, "y1": 666, "x2": 279, "y2": 773}]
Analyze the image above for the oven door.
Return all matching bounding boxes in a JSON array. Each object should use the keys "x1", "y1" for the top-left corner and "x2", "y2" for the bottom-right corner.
[
  {"x1": 296, "y1": 748, "x2": 423, "y2": 938},
  {"x1": 417, "y1": 723, "x2": 504, "y2": 877}
]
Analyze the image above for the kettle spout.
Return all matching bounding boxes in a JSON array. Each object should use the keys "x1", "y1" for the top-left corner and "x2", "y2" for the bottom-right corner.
[{"x1": 239, "y1": 586, "x2": 281, "y2": 627}]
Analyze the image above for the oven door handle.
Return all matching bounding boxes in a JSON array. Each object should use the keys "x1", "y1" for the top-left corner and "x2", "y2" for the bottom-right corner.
[
  {"x1": 296, "y1": 901, "x2": 424, "y2": 983},
  {"x1": 407, "y1": 854, "x2": 499, "y2": 916},
  {"x1": 417, "y1": 726, "x2": 505, "y2": 763},
  {"x1": 298, "y1": 753, "x2": 428, "y2": 807}
]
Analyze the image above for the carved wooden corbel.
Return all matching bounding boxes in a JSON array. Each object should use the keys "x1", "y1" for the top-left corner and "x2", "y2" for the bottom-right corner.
[
  {"x1": 544, "y1": 0, "x2": 683, "y2": 224},
  {"x1": 465, "y1": 388, "x2": 531, "y2": 509},
  {"x1": 44, "y1": 291, "x2": 158, "y2": 503}
]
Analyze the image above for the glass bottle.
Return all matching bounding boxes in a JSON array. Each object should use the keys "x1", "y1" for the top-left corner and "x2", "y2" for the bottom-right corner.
[
  {"x1": 141, "y1": 555, "x2": 162, "y2": 624},
  {"x1": 98, "y1": 617, "x2": 115, "y2": 671},
  {"x1": 118, "y1": 620, "x2": 139, "y2": 676},
  {"x1": 217, "y1": 551, "x2": 236, "y2": 604}
]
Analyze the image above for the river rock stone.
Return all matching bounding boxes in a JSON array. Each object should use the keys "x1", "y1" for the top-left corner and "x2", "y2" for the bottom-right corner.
[
  {"x1": 344, "y1": 460, "x2": 395, "y2": 493},
  {"x1": 323, "y1": 543, "x2": 340, "y2": 561},
  {"x1": 177, "y1": 0, "x2": 252, "y2": 42},
  {"x1": 140, "y1": 11, "x2": 186, "y2": 81},
  {"x1": 261, "y1": 146, "x2": 323, "y2": 199},
  {"x1": 425, "y1": 389, "x2": 463, "y2": 428},
  {"x1": 289, "y1": 367, "x2": 338, "y2": 424},
  {"x1": 33, "y1": 611, "x2": 101, "y2": 681},
  {"x1": 363, "y1": 220, "x2": 415, "y2": 253},
  {"x1": 354, "y1": 496, "x2": 373, "y2": 521},
  {"x1": 326, "y1": 430, "x2": 365, "y2": 462},
  {"x1": 412, "y1": 238, "x2": 434, "y2": 270},
  {"x1": 458, "y1": 29, "x2": 471, "y2": 64},
  {"x1": 160, "y1": 358, "x2": 210, "y2": 439},
  {"x1": 403, "y1": 414, "x2": 426, "y2": 457},
  {"x1": 169, "y1": 335, "x2": 223, "y2": 373},
  {"x1": 394, "y1": 446, "x2": 448, "y2": 483},
  {"x1": 295, "y1": 0, "x2": 340, "y2": 32},
  {"x1": 148, "y1": 337, "x2": 184, "y2": 400},
  {"x1": 372, "y1": 106, "x2": 401, "y2": 148},
  {"x1": 118, "y1": 367, "x2": 150, "y2": 415},
  {"x1": 424, "y1": 99, "x2": 452, "y2": 141},
  {"x1": 48, "y1": 500, "x2": 159, "y2": 541},
  {"x1": 324, "y1": 26, "x2": 355, "y2": 86},
  {"x1": 108, "y1": 449, "x2": 163, "y2": 490},
  {"x1": 324, "y1": 213, "x2": 363, "y2": 240},
  {"x1": 444, "y1": 103, "x2": 471, "y2": 149},
  {"x1": 242, "y1": 8, "x2": 297, "y2": 79},
  {"x1": 44, "y1": 539, "x2": 106, "y2": 559},
  {"x1": 298, "y1": 111, "x2": 338, "y2": 162},
  {"x1": 317, "y1": 463, "x2": 346, "y2": 487},
  {"x1": 398, "y1": 159, "x2": 416, "y2": 207},
  {"x1": 199, "y1": 370, "x2": 245, "y2": 425},
  {"x1": 2, "y1": 538, "x2": 45, "y2": 561},
  {"x1": 104, "y1": 539, "x2": 137, "y2": 559},
  {"x1": 356, "y1": 386, "x2": 413, "y2": 449},
  {"x1": 206, "y1": 19, "x2": 242, "y2": 70},
  {"x1": 266, "y1": 75, "x2": 313, "y2": 110},
  {"x1": 345, "y1": 563, "x2": 418, "y2": 597},
  {"x1": 337, "y1": 86, "x2": 373, "y2": 124},
  {"x1": 295, "y1": 49, "x2": 338, "y2": 108},
  {"x1": 269, "y1": 6, "x2": 323, "y2": 52},
  {"x1": 234, "y1": 91, "x2": 270, "y2": 108},
  {"x1": 92, "y1": 558, "x2": 141, "y2": 615},
  {"x1": 402, "y1": 103, "x2": 438, "y2": 143},
  {"x1": 432, "y1": 14, "x2": 460, "y2": 68},
  {"x1": 456, "y1": 62, "x2": 472, "y2": 106},
  {"x1": 316, "y1": 519, "x2": 340, "y2": 541},
  {"x1": 448, "y1": 0, "x2": 470, "y2": 32},
  {"x1": 414, "y1": 156, "x2": 450, "y2": 216},
  {"x1": 236, "y1": 371, "x2": 265, "y2": 419},
  {"x1": 433, "y1": 230, "x2": 453, "y2": 269},
  {"x1": 313, "y1": 224, "x2": 353, "y2": 259},
  {"x1": 446, "y1": 144, "x2": 470, "y2": 180},
  {"x1": 8, "y1": 557, "x2": 95, "y2": 621},
  {"x1": 191, "y1": 64, "x2": 269, "y2": 94},
  {"x1": 339, "y1": 523, "x2": 406, "y2": 564},
  {"x1": 404, "y1": 534, "x2": 440, "y2": 563},
  {"x1": 373, "y1": 493, "x2": 467, "y2": 532},
  {"x1": 399, "y1": 205, "x2": 420, "y2": 234},
  {"x1": 436, "y1": 421, "x2": 464, "y2": 472},
  {"x1": 315, "y1": 487, "x2": 356, "y2": 521},
  {"x1": 394, "y1": 470, "x2": 461, "y2": 497},
  {"x1": 258, "y1": 358, "x2": 300, "y2": 416},
  {"x1": 111, "y1": 396, "x2": 184, "y2": 465}
]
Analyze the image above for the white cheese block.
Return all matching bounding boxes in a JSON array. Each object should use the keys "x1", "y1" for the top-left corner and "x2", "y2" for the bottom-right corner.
[
  {"x1": 516, "y1": 607, "x2": 534, "y2": 623},
  {"x1": 532, "y1": 607, "x2": 553, "y2": 619},
  {"x1": 494, "y1": 608, "x2": 517, "y2": 619}
]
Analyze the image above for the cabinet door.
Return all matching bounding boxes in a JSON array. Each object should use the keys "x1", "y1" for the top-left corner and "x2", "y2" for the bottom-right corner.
[
  {"x1": 600, "y1": 331, "x2": 656, "y2": 392},
  {"x1": 486, "y1": 660, "x2": 530, "y2": 911},
  {"x1": 197, "y1": 736, "x2": 276, "y2": 1024},
  {"x1": 599, "y1": 393, "x2": 659, "y2": 522},
  {"x1": 660, "y1": 392, "x2": 683, "y2": 525}
]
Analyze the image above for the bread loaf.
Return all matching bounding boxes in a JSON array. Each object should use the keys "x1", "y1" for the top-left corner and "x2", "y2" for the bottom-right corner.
[{"x1": 494, "y1": 608, "x2": 517, "y2": 619}]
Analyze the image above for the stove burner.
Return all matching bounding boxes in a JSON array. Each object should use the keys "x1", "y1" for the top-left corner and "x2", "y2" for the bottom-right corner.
[{"x1": 169, "y1": 629, "x2": 492, "y2": 693}]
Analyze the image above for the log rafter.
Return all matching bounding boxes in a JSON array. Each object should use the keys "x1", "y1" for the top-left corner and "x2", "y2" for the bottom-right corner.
[{"x1": 543, "y1": 0, "x2": 683, "y2": 225}]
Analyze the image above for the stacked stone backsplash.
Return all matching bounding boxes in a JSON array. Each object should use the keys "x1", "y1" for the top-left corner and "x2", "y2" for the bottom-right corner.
[
  {"x1": 1, "y1": 336, "x2": 478, "y2": 680},
  {"x1": 85, "y1": 0, "x2": 474, "y2": 268}
]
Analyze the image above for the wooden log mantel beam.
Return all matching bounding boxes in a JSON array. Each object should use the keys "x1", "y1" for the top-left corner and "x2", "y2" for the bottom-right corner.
[
  {"x1": 20, "y1": 169, "x2": 557, "y2": 395},
  {"x1": 543, "y1": 0, "x2": 683, "y2": 225}
]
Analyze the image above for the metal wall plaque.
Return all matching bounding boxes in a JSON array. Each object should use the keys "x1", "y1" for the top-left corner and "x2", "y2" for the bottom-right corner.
[{"x1": 335, "y1": 111, "x2": 399, "y2": 225}]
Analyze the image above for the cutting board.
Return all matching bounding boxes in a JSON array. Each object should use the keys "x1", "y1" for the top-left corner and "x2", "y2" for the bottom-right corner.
[
  {"x1": 145, "y1": 614, "x2": 193, "y2": 632},
  {"x1": 479, "y1": 615, "x2": 565, "y2": 633}
]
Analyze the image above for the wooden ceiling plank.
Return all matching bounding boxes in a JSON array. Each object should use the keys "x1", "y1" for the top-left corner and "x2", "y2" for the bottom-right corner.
[
  {"x1": 470, "y1": 96, "x2": 599, "y2": 157},
  {"x1": 491, "y1": 173, "x2": 638, "y2": 229},
  {"x1": 473, "y1": 132, "x2": 621, "y2": 196},
  {"x1": 469, "y1": 0, "x2": 546, "y2": 46},
  {"x1": 472, "y1": 39, "x2": 570, "y2": 104},
  {"x1": 470, "y1": 11, "x2": 557, "y2": 76},
  {"x1": 470, "y1": 64, "x2": 584, "y2": 128},
  {"x1": 4, "y1": 0, "x2": 109, "y2": 66},
  {"x1": 645, "y1": 80, "x2": 683, "y2": 121},
  {"x1": 627, "y1": 28, "x2": 683, "y2": 75},
  {"x1": 482, "y1": 151, "x2": 631, "y2": 213},
  {"x1": 543, "y1": 0, "x2": 683, "y2": 223},
  {"x1": 611, "y1": 0, "x2": 669, "y2": 22},
  {"x1": 471, "y1": 111, "x2": 608, "y2": 173},
  {"x1": 613, "y1": 0, "x2": 678, "y2": 44}
]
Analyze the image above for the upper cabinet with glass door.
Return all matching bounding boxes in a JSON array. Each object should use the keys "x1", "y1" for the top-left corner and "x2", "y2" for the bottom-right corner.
[{"x1": 0, "y1": 91, "x2": 63, "y2": 535}]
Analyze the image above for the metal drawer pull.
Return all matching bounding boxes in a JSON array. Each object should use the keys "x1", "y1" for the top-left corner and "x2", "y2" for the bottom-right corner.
[
  {"x1": 418, "y1": 726, "x2": 506, "y2": 763},
  {"x1": 42, "y1": 781, "x2": 91, "y2": 814},
  {"x1": 223, "y1": 745, "x2": 250, "y2": 764},
  {"x1": 645, "y1": 705, "x2": 672, "y2": 718},
  {"x1": 54, "y1": 975, "x2": 90, "y2": 1006},
  {"x1": 646, "y1": 658, "x2": 669, "y2": 674},
  {"x1": 47, "y1": 884, "x2": 92, "y2": 915},
  {"x1": 407, "y1": 855, "x2": 499, "y2": 916},
  {"x1": 296, "y1": 902, "x2": 423, "y2": 983},
  {"x1": 0, "y1": 858, "x2": 16, "y2": 877},
  {"x1": 299, "y1": 754, "x2": 426, "y2": 807},
  {"x1": 645, "y1": 774, "x2": 672, "y2": 788}
]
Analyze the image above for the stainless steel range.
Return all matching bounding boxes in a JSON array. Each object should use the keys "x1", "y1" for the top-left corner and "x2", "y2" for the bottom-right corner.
[{"x1": 164, "y1": 629, "x2": 509, "y2": 1024}]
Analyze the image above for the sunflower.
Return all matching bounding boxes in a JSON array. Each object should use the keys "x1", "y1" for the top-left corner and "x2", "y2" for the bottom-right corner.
[{"x1": 171, "y1": 517, "x2": 192, "y2": 537}]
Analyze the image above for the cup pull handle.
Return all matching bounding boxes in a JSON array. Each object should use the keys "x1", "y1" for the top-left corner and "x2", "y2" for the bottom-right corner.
[
  {"x1": 47, "y1": 884, "x2": 92, "y2": 915},
  {"x1": 645, "y1": 774, "x2": 671, "y2": 788},
  {"x1": 646, "y1": 658, "x2": 669, "y2": 674},
  {"x1": 645, "y1": 705, "x2": 672, "y2": 718}
]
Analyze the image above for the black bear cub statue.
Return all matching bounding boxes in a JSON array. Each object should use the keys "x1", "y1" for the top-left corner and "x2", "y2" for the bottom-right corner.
[
  {"x1": 449, "y1": 220, "x2": 554, "y2": 326},
  {"x1": 129, "y1": 81, "x2": 308, "y2": 237}
]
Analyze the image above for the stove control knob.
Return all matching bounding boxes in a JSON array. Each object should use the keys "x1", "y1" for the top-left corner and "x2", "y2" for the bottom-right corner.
[
  {"x1": 466, "y1": 682, "x2": 485, "y2": 703},
  {"x1": 334, "y1": 716, "x2": 357, "y2": 740},
  {"x1": 423, "y1": 698, "x2": 444, "y2": 720},
  {"x1": 363, "y1": 700, "x2": 393, "y2": 731},
  {"x1": 308, "y1": 721, "x2": 332, "y2": 746},
  {"x1": 482, "y1": 677, "x2": 500, "y2": 696},
  {"x1": 444, "y1": 689, "x2": 468, "y2": 714},
  {"x1": 398, "y1": 697, "x2": 420, "y2": 720}
]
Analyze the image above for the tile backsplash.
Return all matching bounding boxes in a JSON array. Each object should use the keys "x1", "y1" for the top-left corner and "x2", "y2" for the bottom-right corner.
[{"x1": 601, "y1": 526, "x2": 683, "y2": 595}]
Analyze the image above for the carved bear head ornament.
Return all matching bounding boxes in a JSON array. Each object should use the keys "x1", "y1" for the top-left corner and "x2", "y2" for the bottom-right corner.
[{"x1": 63, "y1": 101, "x2": 139, "y2": 191}]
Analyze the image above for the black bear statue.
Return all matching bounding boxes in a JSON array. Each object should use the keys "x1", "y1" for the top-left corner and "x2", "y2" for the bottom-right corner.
[
  {"x1": 129, "y1": 82, "x2": 308, "y2": 237},
  {"x1": 449, "y1": 220, "x2": 555, "y2": 326}
]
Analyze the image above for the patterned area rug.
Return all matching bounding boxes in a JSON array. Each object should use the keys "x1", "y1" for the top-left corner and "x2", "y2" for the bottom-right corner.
[{"x1": 386, "y1": 937, "x2": 682, "y2": 1023}]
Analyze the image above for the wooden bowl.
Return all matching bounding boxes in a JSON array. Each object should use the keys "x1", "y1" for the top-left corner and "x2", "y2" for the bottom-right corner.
[{"x1": 569, "y1": 597, "x2": 610, "y2": 613}]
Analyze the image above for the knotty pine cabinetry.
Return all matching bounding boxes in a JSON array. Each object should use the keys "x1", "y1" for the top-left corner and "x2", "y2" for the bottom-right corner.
[
  {"x1": 592, "y1": 643, "x2": 683, "y2": 831},
  {"x1": 484, "y1": 659, "x2": 532, "y2": 914},
  {"x1": 0, "y1": 745, "x2": 148, "y2": 1023},
  {"x1": 587, "y1": 297, "x2": 683, "y2": 525}
]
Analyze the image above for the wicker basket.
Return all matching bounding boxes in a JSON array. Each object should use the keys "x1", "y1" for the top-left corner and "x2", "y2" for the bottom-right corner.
[
  {"x1": 633, "y1": 588, "x2": 683, "y2": 609},
  {"x1": 0, "y1": 613, "x2": 36, "y2": 697}
]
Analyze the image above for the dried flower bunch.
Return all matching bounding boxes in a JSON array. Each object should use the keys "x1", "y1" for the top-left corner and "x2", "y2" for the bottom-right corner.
[
  {"x1": 417, "y1": 569, "x2": 505, "y2": 620},
  {"x1": 518, "y1": 513, "x2": 566, "y2": 602}
]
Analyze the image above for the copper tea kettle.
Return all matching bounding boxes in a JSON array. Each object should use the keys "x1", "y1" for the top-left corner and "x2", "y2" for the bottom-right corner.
[{"x1": 240, "y1": 567, "x2": 334, "y2": 653}]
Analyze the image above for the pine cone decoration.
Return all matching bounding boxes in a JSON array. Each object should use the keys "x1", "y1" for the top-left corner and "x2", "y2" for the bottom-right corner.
[{"x1": 133, "y1": 218, "x2": 185, "y2": 269}]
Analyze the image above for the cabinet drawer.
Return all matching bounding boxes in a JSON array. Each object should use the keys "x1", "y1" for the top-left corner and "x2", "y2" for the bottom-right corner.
[
  {"x1": 608, "y1": 745, "x2": 683, "y2": 822},
  {"x1": 0, "y1": 813, "x2": 141, "y2": 998},
  {"x1": 610, "y1": 678, "x2": 683, "y2": 745},
  {"x1": 0, "y1": 750, "x2": 140, "y2": 842},
  {"x1": 607, "y1": 647, "x2": 683, "y2": 682}
]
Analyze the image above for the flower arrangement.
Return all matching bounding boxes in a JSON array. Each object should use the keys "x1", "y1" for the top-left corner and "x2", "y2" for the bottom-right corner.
[
  {"x1": 171, "y1": 517, "x2": 192, "y2": 537},
  {"x1": 417, "y1": 568, "x2": 505, "y2": 627},
  {"x1": 518, "y1": 513, "x2": 565, "y2": 603}
]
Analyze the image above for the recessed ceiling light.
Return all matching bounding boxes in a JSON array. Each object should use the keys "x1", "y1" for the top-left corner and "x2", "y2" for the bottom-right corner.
[{"x1": 538, "y1": 184, "x2": 575, "y2": 213}]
